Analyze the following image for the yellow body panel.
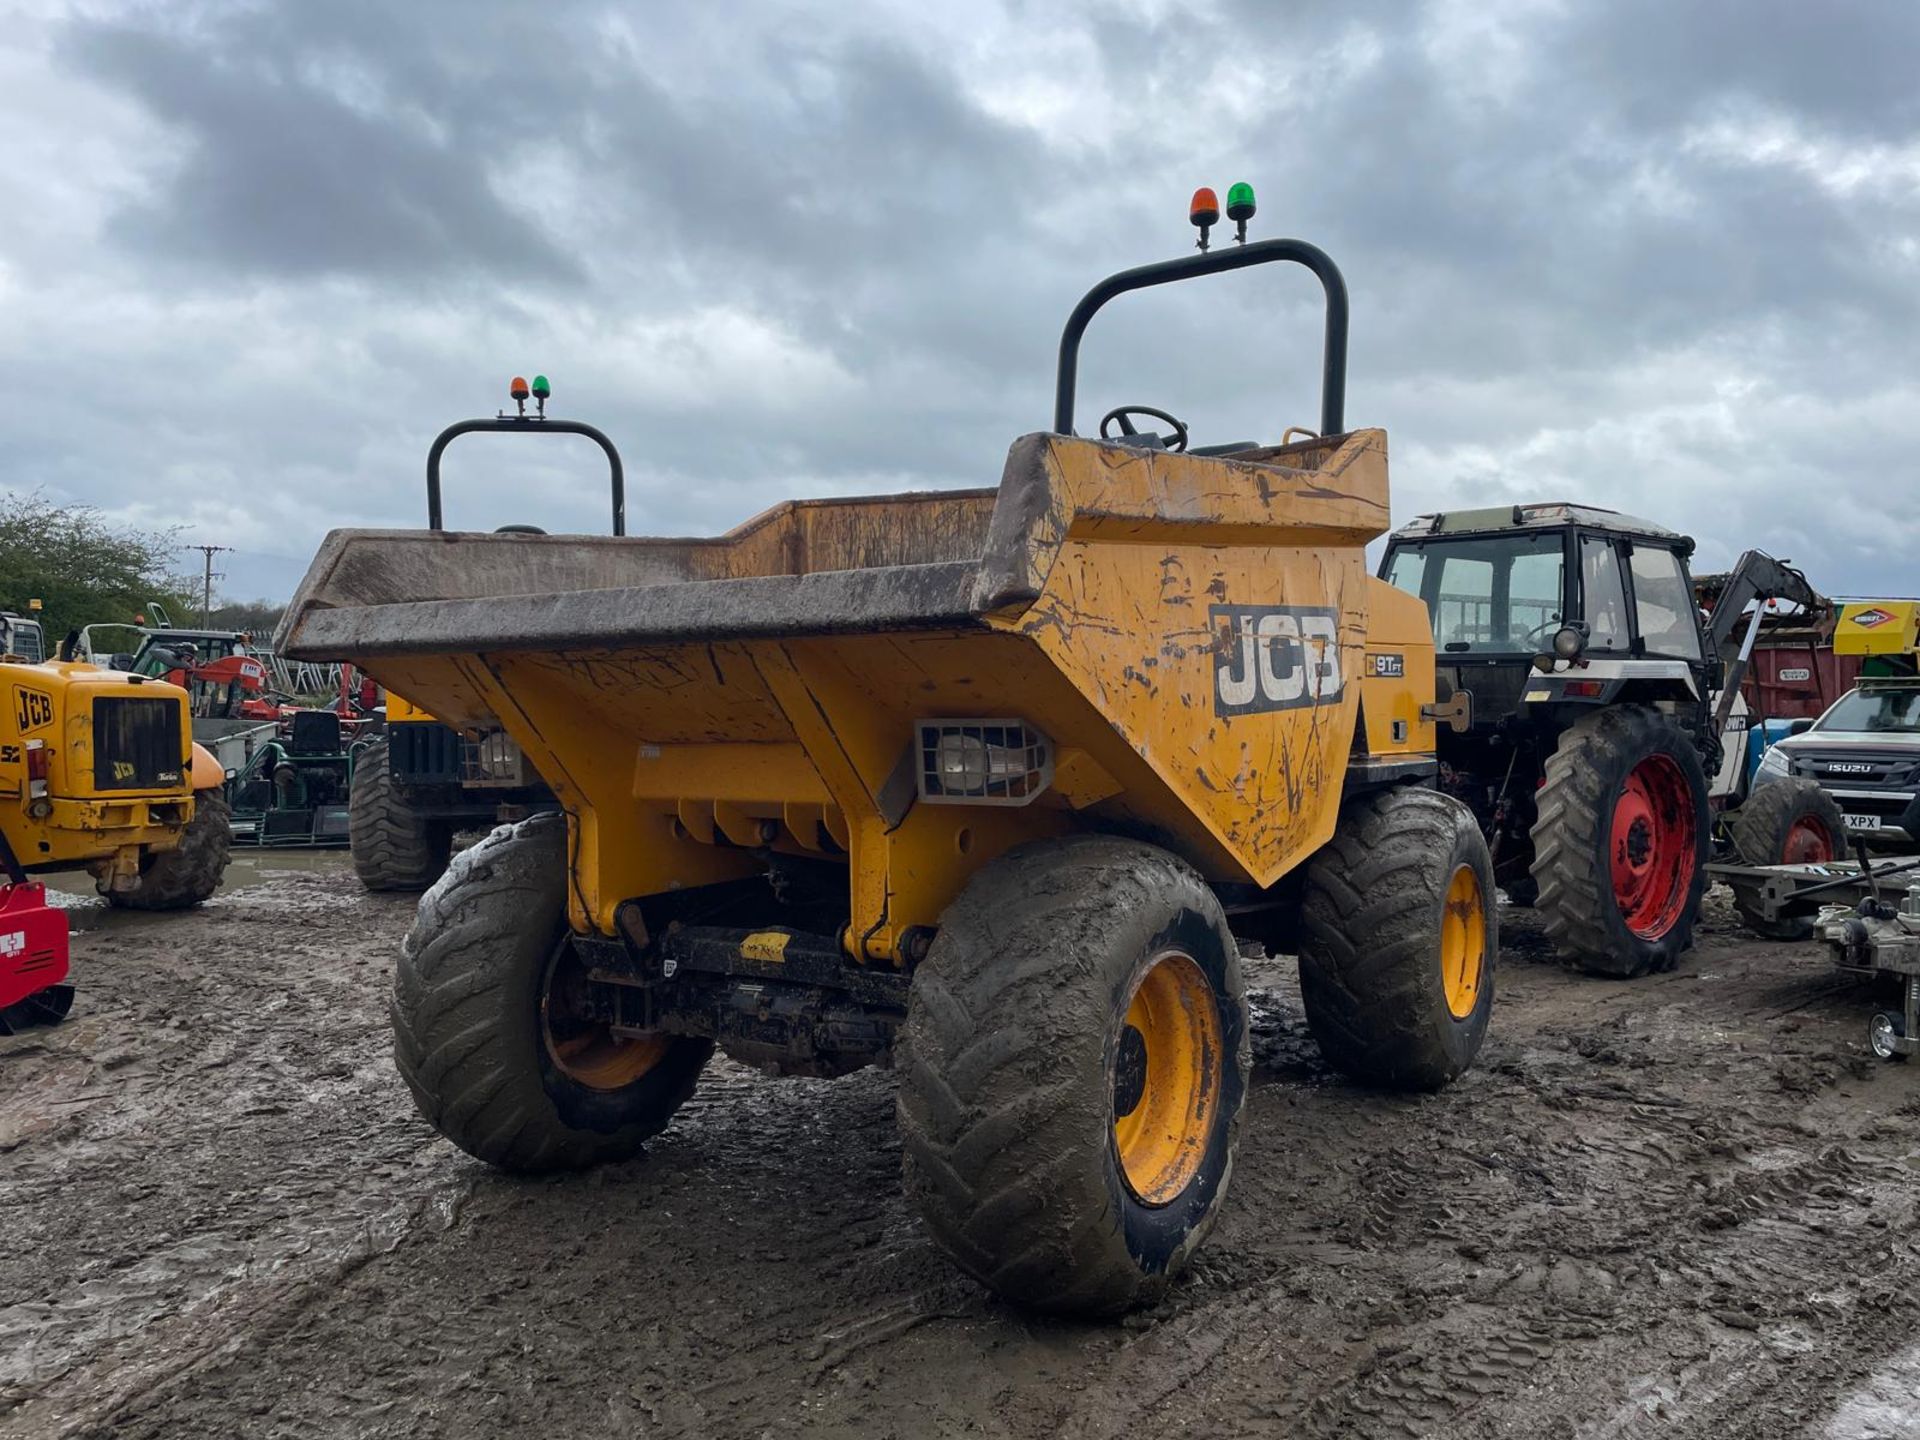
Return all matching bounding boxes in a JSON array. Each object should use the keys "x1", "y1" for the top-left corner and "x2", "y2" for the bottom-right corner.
[
  {"x1": 1834, "y1": 601, "x2": 1920, "y2": 657},
  {"x1": 279, "y1": 428, "x2": 1437, "y2": 958},
  {"x1": 385, "y1": 692, "x2": 436, "y2": 724}
]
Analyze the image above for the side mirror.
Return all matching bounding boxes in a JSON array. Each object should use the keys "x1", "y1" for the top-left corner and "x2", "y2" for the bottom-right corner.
[{"x1": 1787, "y1": 717, "x2": 1814, "y2": 736}]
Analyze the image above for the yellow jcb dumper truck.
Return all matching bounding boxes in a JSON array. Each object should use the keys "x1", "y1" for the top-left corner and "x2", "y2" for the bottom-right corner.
[{"x1": 278, "y1": 206, "x2": 1497, "y2": 1314}]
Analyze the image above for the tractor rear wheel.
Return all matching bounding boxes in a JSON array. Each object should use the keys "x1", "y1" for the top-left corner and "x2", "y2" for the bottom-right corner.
[
  {"x1": 350, "y1": 736, "x2": 453, "y2": 892},
  {"x1": 105, "y1": 789, "x2": 231, "y2": 911},
  {"x1": 392, "y1": 812, "x2": 709, "y2": 1171},
  {"x1": 1531, "y1": 706, "x2": 1710, "y2": 977},
  {"x1": 1298, "y1": 786, "x2": 1496, "y2": 1089},
  {"x1": 898, "y1": 835, "x2": 1249, "y2": 1316},
  {"x1": 1728, "y1": 777, "x2": 1846, "y2": 940}
]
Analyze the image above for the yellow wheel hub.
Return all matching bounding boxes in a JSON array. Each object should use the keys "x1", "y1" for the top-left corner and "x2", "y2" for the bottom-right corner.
[
  {"x1": 1112, "y1": 950, "x2": 1222, "y2": 1206},
  {"x1": 1441, "y1": 864, "x2": 1487, "y2": 1020},
  {"x1": 541, "y1": 940, "x2": 669, "y2": 1091}
]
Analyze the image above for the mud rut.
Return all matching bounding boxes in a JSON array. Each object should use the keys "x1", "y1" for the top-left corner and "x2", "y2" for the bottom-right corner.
[{"x1": 2, "y1": 860, "x2": 1916, "y2": 1439}]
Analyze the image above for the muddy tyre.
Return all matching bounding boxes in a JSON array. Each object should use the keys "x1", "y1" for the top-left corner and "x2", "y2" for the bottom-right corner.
[
  {"x1": 350, "y1": 736, "x2": 453, "y2": 892},
  {"x1": 105, "y1": 789, "x2": 231, "y2": 911},
  {"x1": 393, "y1": 813, "x2": 710, "y2": 1171},
  {"x1": 898, "y1": 836, "x2": 1249, "y2": 1316},
  {"x1": 1728, "y1": 778, "x2": 1846, "y2": 940},
  {"x1": 1299, "y1": 787, "x2": 1496, "y2": 1090},
  {"x1": 1531, "y1": 706, "x2": 1709, "y2": 977}
]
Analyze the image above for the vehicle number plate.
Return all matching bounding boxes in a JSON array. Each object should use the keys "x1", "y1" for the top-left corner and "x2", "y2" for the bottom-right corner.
[{"x1": 1843, "y1": 813, "x2": 1881, "y2": 831}]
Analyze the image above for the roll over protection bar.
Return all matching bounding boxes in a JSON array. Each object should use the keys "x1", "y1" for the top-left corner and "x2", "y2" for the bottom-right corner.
[
  {"x1": 1052, "y1": 238, "x2": 1350, "y2": 440},
  {"x1": 425, "y1": 417, "x2": 627, "y2": 536}
]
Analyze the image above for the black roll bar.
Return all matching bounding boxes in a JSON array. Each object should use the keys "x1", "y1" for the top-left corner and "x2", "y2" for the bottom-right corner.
[
  {"x1": 1052, "y1": 238, "x2": 1349, "y2": 440},
  {"x1": 425, "y1": 417, "x2": 627, "y2": 536}
]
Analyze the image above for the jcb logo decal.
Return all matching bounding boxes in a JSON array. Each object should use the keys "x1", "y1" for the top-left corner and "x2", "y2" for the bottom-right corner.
[
  {"x1": 1211, "y1": 605, "x2": 1343, "y2": 717},
  {"x1": 112, "y1": 760, "x2": 136, "y2": 781},
  {"x1": 14, "y1": 689, "x2": 52, "y2": 733}
]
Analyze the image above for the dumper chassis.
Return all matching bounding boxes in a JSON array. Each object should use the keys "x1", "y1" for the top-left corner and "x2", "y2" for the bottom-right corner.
[{"x1": 284, "y1": 219, "x2": 1498, "y2": 1314}]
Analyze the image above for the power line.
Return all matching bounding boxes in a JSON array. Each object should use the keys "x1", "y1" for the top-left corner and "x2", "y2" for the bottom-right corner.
[{"x1": 183, "y1": 544, "x2": 231, "y2": 625}]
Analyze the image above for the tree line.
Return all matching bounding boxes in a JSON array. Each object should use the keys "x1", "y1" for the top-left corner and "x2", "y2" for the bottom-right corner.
[{"x1": 0, "y1": 492, "x2": 285, "y2": 651}]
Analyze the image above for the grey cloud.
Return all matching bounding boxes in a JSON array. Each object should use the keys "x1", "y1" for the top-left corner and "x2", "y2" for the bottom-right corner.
[
  {"x1": 63, "y1": 16, "x2": 581, "y2": 284},
  {"x1": 4, "y1": 0, "x2": 1917, "y2": 605}
]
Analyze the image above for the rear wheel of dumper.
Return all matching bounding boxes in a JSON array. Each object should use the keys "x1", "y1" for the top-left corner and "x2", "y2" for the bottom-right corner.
[
  {"x1": 392, "y1": 812, "x2": 710, "y2": 1171},
  {"x1": 897, "y1": 836, "x2": 1249, "y2": 1316},
  {"x1": 1531, "y1": 706, "x2": 1709, "y2": 977},
  {"x1": 105, "y1": 789, "x2": 231, "y2": 911},
  {"x1": 1299, "y1": 786, "x2": 1496, "y2": 1089},
  {"x1": 349, "y1": 736, "x2": 453, "y2": 892},
  {"x1": 1727, "y1": 778, "x2": 1846, "y2": 940}
]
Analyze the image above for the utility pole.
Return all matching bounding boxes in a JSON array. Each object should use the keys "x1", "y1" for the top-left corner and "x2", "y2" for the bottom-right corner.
[{"x1": 185, "y1": 545, "x2": 231, "y2": 625}]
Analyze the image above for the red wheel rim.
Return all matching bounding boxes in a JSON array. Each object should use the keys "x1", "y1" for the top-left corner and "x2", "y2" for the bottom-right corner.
[
  {"x1": 1781, "y1": 815, "x2": 1834, "y2": 864},
  {"x1": 1609, "y1": 753, "x2": 1697, "y2": 940}
]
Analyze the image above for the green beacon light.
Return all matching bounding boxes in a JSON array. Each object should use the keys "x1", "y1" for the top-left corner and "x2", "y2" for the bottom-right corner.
[
  {"x1": 1226, "y1": 181, "x2": 1256, "y2": 244},
  {"x1": 531, "y1": 373, "x2": 551, "y2": 417}
]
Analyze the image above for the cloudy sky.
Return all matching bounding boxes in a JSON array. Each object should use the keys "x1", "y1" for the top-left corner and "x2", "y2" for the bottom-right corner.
[{"x1": 1, "y1": 0, "x2": 1915, "y2": 605}]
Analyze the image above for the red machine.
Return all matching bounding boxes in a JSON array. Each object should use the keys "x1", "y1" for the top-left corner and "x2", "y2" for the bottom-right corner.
[{"x1": 0, "y1": 834, "x2": 72, "y2": 1034}]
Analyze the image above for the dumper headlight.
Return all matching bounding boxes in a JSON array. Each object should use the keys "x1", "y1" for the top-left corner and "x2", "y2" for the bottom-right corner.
[{"x1": 918, "y1": 720, "x2": 1053, "y2": 806}]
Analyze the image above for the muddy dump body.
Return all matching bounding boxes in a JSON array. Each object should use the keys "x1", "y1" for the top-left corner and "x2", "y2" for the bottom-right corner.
[{"x1": 282, "y1": 429, "x2": 1432, "y2": 947}]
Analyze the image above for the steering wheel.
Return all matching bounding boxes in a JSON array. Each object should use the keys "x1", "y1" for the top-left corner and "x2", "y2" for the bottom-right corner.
[
  {"x1": 1098, "y1": 405, "x2": 1190, "y2": 453},
  {"x1": 1520, "y1": 619, "x2": 1565, "y2": 644}
]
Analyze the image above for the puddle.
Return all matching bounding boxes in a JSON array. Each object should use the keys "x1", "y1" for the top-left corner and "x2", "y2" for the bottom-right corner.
[{"x1": 38, "y1": 848, "x2": 353, "y2": 902}]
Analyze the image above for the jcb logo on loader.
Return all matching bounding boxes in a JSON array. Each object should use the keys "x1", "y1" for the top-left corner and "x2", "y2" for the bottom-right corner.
[
  {"x1": 112, "y1": 760, "x2": 136, "y2": 782},
  {"x1": 14, "y1": 689, "x2": 52, "y2": 734},
  {"x1": 1211, "y1": 605, "x2": 1343, "y2": 717}
]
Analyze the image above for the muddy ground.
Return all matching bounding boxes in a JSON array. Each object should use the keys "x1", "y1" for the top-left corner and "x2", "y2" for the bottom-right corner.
[{"x1": 2, "y1": 854, "x2": 1917, "y2": 1439}]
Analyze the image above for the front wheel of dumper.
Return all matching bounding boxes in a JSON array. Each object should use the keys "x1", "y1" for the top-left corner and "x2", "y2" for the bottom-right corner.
[
  {"x1": 1299, "y1": 786, "x2": 1497, "y2": 1090},
  {"x1": 392, "y1": 812, "x2": 711, "y2": 1171},
  {"x1": 897, "y1": 836, "x2": 1249, "y2": 1316}
]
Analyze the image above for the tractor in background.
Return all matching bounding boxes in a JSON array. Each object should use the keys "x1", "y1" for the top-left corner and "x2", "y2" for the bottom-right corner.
[
  {"x1": 0, "y1": 603, "x2": 47, "y2": 664},
  {"x1": 72, "y1": 605, "x2": 273, "y2": 719},
  {"x1": 1380, "y1": 506, "x2": 1839, "y2": 973}
]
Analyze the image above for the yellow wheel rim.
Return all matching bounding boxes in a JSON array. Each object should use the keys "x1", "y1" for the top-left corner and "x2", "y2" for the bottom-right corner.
[
  {"x1": 1112, "y1": 950, "x2": 1222, "y2": 1206},
  {"x1": 1441, "y1": 864, "x2": 1487, "y2": 1020},
  {"x1": 541, "y1": 940, "x2": 669, "y2": 1091}
]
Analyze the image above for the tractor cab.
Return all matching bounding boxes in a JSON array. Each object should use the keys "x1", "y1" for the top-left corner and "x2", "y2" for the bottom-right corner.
[
  {"x1": 119, "y1": 619, "x2": 269, "y2": 719},
  {"x1": 0, "y1": 610, "x2": 47, "y2": 664},
  {"x1": 1380, "y1": 503, "x2": 1712, "y2": 733}
]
